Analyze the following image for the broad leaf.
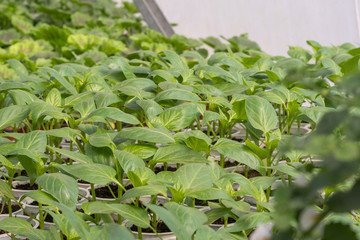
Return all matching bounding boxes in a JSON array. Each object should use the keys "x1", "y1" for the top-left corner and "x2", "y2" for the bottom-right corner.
[
  {"x1": 0, "y1": 217, "x2": 52, "y2": 240},
  {"x1": 114, "y1": 150, "x2": 145, "y2": 173},
  {"x1": 0, "y1": 180, "x2": 15, "y2": 200},
  {"x1": 174, "y1": 164, "x2": 213, "y2": 195},
  {"x1": 156, "y1": 89, "x2": 200, "y2": 102},
  {"x1": 40, "y1": 67, "x2": 77, "y2": 95},
  {"x1": 82, "y1": 202, "x2": 150, "y2": 228},
  {"x1": 15, "y1": 131, "x2": 47, "y2": 153},
  {"x1": 151, "y1": 144, "x2": 208, "y2": 164},
  {"x1": 37, "y1": 173, "x2": 78, "y2": 209},
  {"x1": 245, "y1": 96, "x2": 278, "y2": 133},
  {"x1": 47, "y1": 146, "x2": 92, "y2": 164},
  {"x1": 57, "y1": 163, "x2": 117, "y2": 185},
  {"x1": 119, "y1": 185, "x2": 168, "y2": 202},
  {"x1": 117, "y1": 127, "x2": 174, "y2": 144},
  {"x1": 213, "y1": 138, "x2": 265, "y2": 175},
  {"x1": 86, "y1": 107, "x2": 140, "y2": 125},
  {"x1": 0, "y1": 105, "x2": 30, "y2": 130}
]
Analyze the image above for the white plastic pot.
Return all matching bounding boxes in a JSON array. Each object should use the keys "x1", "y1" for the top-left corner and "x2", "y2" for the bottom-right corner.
[{"x1": 11, "y1": 181, "x2": 36, "y2": 199}]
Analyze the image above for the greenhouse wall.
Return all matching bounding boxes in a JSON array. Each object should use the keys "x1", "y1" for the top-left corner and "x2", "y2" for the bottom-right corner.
[{"x1": 118, "y1": 0, "x2": 360, "y2": 55}]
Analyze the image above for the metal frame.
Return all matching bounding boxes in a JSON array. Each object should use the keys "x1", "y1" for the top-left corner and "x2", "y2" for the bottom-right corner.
[{"x1": 133, "y1": 0, "x2": 175, "y2": 38}]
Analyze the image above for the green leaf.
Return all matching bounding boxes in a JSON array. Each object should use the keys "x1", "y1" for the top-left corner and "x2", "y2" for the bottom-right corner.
[
  {"x1": 113, "y1": 78, "x2": 157, "y2": 91},
  {"x1": 45, "y1": 200, "x2": 92, "y2": 240},
  {"x1": 146, "y1": 202, "x2": 206, "y2": 240},
  {"x1": 136, "y1": 99, "x2": 163, "y2": 120},
  {"x1": 86, "y1": 107, "x2": 140, "y2": 125},
  {"x1": 245, "y1": 96, "x2": 278, "y2": 133},
  {"x1": 127, "y1": 167, "x2": 155, "y2": 187},
  {"x1": 156, "y1": 88, "x2": 200, "y2": 102},
  {"x1": 8, "y1": 90, "x2": 37, "y2": 105},
  {"x1": 22, "y1": 190, "x2": 58, "y2": 206},
  {"x1": 202, "y1": 111, "x2": 224, "y2": 125},
  {"x1": 0, "y1": 217, "x2": 52, "y2": 240},
  {"x1": 57, "y1": 163, "x2": 117, "y2": 185},
  {"x1": 95, "y1": 223, "x2": 135, "y2": 240},
  {"x1": 163, "y1": 50, "x2": 188, "y2": 69},
  {"x1": 16, "y1": 131, "x2": 47, "y2": 153},
  {"x1": 89, "y1": 133, "x2": 116, "y2": 149},
  {"x1": 119, "y1": 185, "x2": 168, "y2": 202},
  {"x1": 98, "y1": 224, "x2": 135, "y2": 240},
  {"x1": 122, "y1": 144, "x2": 157, "y2": 159},
  {"x1": 0, "y1": 82, "x2": 31, "y2": 92},
  {"x1": 174, "y1": 130, "x2": 212, "y2": 145},
  {"x1": 64, "y1": 92, "x2": 94, "y2": 107},
  {"x1": 174, "y1": 164, "x2": 213, "y2": 193},
  {"x1": 213, "y1": 138, "x2": 265, "y2": 175},
  {"x1": 117, "y1": 127, "x2": 175, "y2": 144},
  {"x1": 82, "y1": 202, "x2": 150, "y2": 228},
  {"x1": 46, "y1": 88, "x2": 62, "y2": 107},
  {"x1": 0, "y1": 105, "x2": 30, "y2": 130},
  {"x1": 67, "y1": 34, "x2": 101, "y2": 52},
  {"x1": 322, "y1": 58, "x2": 342, "y2": 76},
  {"x1": 151, "y1": 144, "x2": 208, "y2": 164},
  {"x1": 228, "y1": 212, "x2": 271, "y2": 232},
  {"x1": 194, "y1": 226, "x2": 221, "y2": 240},
  {"x1": 94, "y1": 92, "x2": 120, "y2": 108},
  {"x1": 114, "y1": 150, "x2": 145, "y2": 173},
  {"x1": 37, "y1": 173, "x2": 78, "y2": 209},
  {"x1": 47, "y1": 146, "x2": 92, "y2": 163},
  {"x1": 46, "y1": 128, "x2": 82, "y2": 143},
  {"x1": 153, "y1": 106, "x2": 198, "y2": 131},
  {"x1": 30, "y1": 101, "x2": 64, "y2": 126},
  {"x1": 184, "y1": 137, "x2": 210, "y2": 153},
  {"x1": 7, "y1": 59, "x2": 28, "y2": 80},
  {"x1": 40, "y1": 67, "x2": 77, "y2": 95},
  {"x1": 188, "y1": 188, "x2": 232, "y2": 201},
  {"x1": 258, "y1": 90, "x2": 286, "y2": 105},
  {"x1": 74, "y1": 99, "x2": 96, "y2": 119},
  {"x1": 0, "y1": 180, "x2": 15, "y2": 200}
]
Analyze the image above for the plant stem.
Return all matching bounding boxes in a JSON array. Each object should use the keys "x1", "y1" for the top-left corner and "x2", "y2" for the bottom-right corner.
[{"x1": 220, "y1": 154, "x2": 224, "y2": 168}]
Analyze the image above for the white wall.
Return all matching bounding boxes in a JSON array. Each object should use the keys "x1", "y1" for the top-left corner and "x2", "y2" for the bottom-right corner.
[{"x1": 118, "y1": 0, "x2": 360, "y2": 56}]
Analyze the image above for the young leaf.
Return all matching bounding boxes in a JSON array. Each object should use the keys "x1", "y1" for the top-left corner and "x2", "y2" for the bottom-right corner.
[
  {"x1": 0, "y1": 180, "x2": 15, "y2": 200},
  {"x1": 119, "y1": 185, "x2": 168, "y2": 202},
  {"x1": 136, "y1": 99, "x2": 163, "y2": 120},
  {"x1": 174, "y1": 164, "x2": 213, "y2": 194},
  {"x1": 46, "y1": 88, "x2": 62, "y2": 107},
  {"x1": 98, "y1": 224, "x2": 135, "y2": 240},
  {"x1": 0, "y1": 105, "x2": 30, "y2": 130},
  {"x1": 213, "y1": 138, "x2": 265, "y2": 175},
  {"x1": 15, "y1": 131, "x2": 47, "y2": 153},
  {"x1": 127, "y1": 167, "x2": 155, "y2": 187},
  {"x1": 46, "y1": 128, "x2": 82, "y2": 143},
  {"x1": 245, "y1": 96, "x2": 278, "y2": 133},
  {"x1": 117, "y1": 127, "x2": 175, "y2": 144},
  {"x1": 47, "y1": 146, "x2": 92, "y2": 163},
  {"x1": 228, "y1": 212, "x2": 272, "y2": 232},
  {"x1": 86, "y1": 107, "x2": 140, "y2": 125},
  {"x1": 0, "y1": 217, "x2": 52, "y2": 240},
  {"x1": 151, "y1": 144, "x2": 208, "y2": 164},
  {"x1": 194, "y1": 226, "x2": 220, "y2": 240},
  {"x1": 156, "y1": 88, "x2": 200, "y2": 102},
  {"x1": 40, "y1": 67, "x2": 77, "y2": 95},
  {"x1": 114, "y1": 150, "x2": 145, "y2": 173},
  {"x1": 37, "y1": 173, "x2": 78, "y2": 209},
  {"x1": 82, "y1": 202, "x2": 150, "y2": 228},
  {"x1": 57, "y1": 163, "x2": 117, "y2": 185},
  {"x1": 146, "y1": 202, "x2": 207, "y2": 240}
]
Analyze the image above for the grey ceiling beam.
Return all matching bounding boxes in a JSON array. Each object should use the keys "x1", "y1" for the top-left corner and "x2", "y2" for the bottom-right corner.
[{"x1": 133, "y1": 0, "x2": 175, "y2": 38}]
